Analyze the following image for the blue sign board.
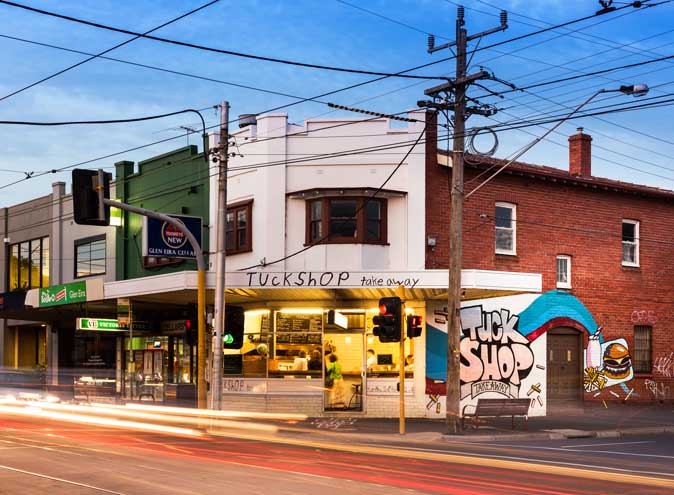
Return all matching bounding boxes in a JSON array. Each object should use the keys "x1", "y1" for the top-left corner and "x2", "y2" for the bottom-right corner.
[{"x1": 142, "y1": 214, "x2": 202, "y2": 259}]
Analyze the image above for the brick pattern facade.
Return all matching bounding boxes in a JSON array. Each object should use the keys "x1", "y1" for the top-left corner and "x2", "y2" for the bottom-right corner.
[{"x1": 425, "y1": 118, "x2": 674, "y2": 403}]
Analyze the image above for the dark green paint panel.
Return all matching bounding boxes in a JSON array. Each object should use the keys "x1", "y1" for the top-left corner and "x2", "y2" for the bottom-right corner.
[{"x1": 114, "y1": 145, "x2": 209, "y2": 280}]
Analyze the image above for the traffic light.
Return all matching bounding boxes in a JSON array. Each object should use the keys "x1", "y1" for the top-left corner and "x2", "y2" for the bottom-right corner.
[
  {"x1": 72, "y1": 169, "x2": 111, "y2": 226},
  {"x1": 407, "y1": 314, "x2": 423, "y2": 338},
  {"x1": 223, "y1": 305, "x2": 245, "y2": 349},
  {"x1": 185, "y1": 304, "x2": 198, "y2": 346},
  {"x1": 372, "y1": 297, "x2": 402, "y2": 343}
]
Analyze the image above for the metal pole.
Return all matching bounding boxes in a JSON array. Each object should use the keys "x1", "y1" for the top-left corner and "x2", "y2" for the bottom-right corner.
[
  {"x1": 445, "y1": 9, "x2": 466, "y2": 435},
  {"x1": 397, "y1": 285, "x2": 406, "y2": 435},
  {"x1": 103, "y1": 198, "x2": 208, "y2": 408},
  {"x1": 211, "y1": 101, "x2": 229, "y2": 410}
]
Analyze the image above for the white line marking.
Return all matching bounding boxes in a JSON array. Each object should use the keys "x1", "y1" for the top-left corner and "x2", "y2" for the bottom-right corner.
[
  {"x1": 0, "y1": 464, "x2": 127, "y2": 494},
  {"x1": 561, "y1": 440, "x2": 655, "y2": 449},
  {"x1": 383, "y1": 444, "x2": 674, "y2": 479},
  {"x1": 560, "y1": 448, "x2": 674, "y2": 460}
]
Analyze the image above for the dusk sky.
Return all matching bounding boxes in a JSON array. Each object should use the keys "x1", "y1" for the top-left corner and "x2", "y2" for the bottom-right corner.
[{"x1": 1, "y1": 0, "x2": 674, "y2": 206}]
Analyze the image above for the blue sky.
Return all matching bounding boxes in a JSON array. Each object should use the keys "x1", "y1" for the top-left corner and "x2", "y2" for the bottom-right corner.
[{"x1": 1, "y1": 0, "x2": 674, "y2": 206}]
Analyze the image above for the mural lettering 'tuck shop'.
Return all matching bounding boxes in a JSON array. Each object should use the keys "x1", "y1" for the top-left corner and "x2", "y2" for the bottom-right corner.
[
  {"x1": 425, "y1": 290, "x2": 637, "y2": 418},
  {"x1": 459, "y1": 306, "x2": 535, "y2": 401}
]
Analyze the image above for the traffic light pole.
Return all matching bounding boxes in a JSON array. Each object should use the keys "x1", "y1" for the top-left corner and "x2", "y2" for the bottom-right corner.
[
  {"x1": 103, "y1": 198, "x2": 208, "y2": 409},
  {"x1": 397, "y1": 286, "x2": 406, "y2": 435},
  {"x1": 211, "y1": 100, "x2": 230, "y2": 410}
]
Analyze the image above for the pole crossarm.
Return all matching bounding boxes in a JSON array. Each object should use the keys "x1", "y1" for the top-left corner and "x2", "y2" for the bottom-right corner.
[{"x1": 422, "y1": 6, "x2": 509, "y2": 435}]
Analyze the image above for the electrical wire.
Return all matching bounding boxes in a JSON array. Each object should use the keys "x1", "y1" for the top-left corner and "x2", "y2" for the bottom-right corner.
[
  {"x1": 0, "y1": 0, "x2": 445, "y2": 80},
  {"x1": 0, "y1": 0, "x2": 221, "y2": 103},
  {"x1": 0, "y1": 33, "x2": 328, "y2": 103}
]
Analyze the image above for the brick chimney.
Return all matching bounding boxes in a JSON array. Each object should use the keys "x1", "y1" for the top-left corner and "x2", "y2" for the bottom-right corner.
[{"x1": 569, "y1": 127, "x2": 592, "y2": 177}]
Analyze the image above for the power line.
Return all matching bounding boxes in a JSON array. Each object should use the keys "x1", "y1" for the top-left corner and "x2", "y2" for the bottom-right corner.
[
  {"x1": 335, "y1": 0, "x2": 448, "y2": 39},
  {"x1": 0, "y1": 33, "x2": 327, "y2": 103},
  {"x1": 0, "y1": 0, "x2": 221, "y2": 103},
  {"x1": 0, "y1": 0, "x2": 445, "y2": 80}
]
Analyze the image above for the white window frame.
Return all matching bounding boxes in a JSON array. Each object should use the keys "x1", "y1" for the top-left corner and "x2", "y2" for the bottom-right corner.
[
  {"x1": 556, "y1": 255, "x2": 572, "y2": 289},
  {"x1": 621, "y1": 219, "x2": 639, "y2": 267},
  {"x1": 495, "y1": 202, "x2": 517, "y2": 255}
]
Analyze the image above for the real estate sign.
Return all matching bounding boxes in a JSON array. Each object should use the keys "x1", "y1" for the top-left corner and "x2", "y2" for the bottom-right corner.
[
  {"x1": 142, "y1": 214, "x2": 202, "y2": 259},
  {"x1": 39, "y1": 281, "x2": 87, "y2": 307}
]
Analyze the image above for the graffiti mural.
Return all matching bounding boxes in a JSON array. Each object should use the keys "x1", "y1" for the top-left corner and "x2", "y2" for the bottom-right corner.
[
  {"x1": 459, "y1": 305, "x2": 535, "y2": 401},
  {"x1": 425, "y1": 293, "x2": 547, "y2": 417},
  {"x1": 424, "y1": 290, "x2": 634, "y2": 418},
  {"x1": 584, "y1": 337, "x2": 634, "y2": 393}
]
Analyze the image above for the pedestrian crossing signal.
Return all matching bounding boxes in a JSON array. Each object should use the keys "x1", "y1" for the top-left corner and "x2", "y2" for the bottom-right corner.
[{"x1": 407, "y1": 315, "x2": 423, "y2": 338}]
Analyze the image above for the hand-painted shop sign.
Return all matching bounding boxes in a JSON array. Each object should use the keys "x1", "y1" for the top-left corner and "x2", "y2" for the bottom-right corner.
[
  {"x1": 142, "y1": 214, "x2": 202, "y2": 259},
  {"x1": 39, "y1": 281, "x2": 87, "y2": 307},
  {"x1": 76, "y1": 318, "x2": 152, "y2": 332},
  {"x1": 241, "y1": 271, "x2": 427, "y2": 289}
]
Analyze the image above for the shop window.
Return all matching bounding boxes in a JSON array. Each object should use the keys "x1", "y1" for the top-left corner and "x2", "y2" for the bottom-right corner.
[
  {"x1": 365, "y1": 335, "x2": 413, "y2": 378},
  {"x1": 556, "y1": 255, "x2": 571, "y2": 289},
  {"x1": 633, "y1": 325, "x2": 652, "y2": 373},
  {"x1": 7, "y1": 236, "x2": 49, "y2": 291},
  {"x1": 226, "y1": 200, "x2": 252, "y2": 254},
  {"x1": 306, "y1": 197, "x2": 387, "y2": 244},
  {"x1": 622, "y1": 219, "x2": 639, "y2": 266},
  {"x1": 270, "y1": 310, "x2": 323, "y2": 378},
  {"x1": 495, "y1": 202, "x2": 516, "y2": 255},
  {"x1": 75, "y1": 235, "x2": 106, "y2": 278}
]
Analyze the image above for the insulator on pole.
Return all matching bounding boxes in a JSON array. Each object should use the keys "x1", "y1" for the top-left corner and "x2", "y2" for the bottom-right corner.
[
  {"x1": 500, "y1": 10, "x2": 508, "y2": 27},
  {"x1": 428, "y1": 34, "x2": 435, "y2": 52}
]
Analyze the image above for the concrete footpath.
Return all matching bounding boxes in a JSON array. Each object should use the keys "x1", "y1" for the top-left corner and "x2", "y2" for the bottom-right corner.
[{"x1": 273, "y1": 403, "x2": 674, "y2": 444}]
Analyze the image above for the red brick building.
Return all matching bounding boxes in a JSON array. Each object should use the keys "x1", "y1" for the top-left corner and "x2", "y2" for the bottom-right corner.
[{"x1": 425, "y1": 114, "x2": 673, "y2": 406}]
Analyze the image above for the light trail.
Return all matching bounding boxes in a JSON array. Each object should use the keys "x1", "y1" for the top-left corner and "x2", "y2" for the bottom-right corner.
[
  {"x1": 15, "y1": 401, "x2": 279, "y2": 433},
  {"x1": 0, "y1": 404, "x2": 202, "y2": 437}
]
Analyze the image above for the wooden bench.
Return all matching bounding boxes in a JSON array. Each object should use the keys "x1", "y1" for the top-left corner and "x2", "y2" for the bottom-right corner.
[{"x1": 461, "y1": 398, "x2": 530, "y2": 431}]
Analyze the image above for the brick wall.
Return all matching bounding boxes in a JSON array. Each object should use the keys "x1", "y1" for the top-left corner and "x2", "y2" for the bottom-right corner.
[{"x1": 425, "y1": 149, "x2": 674, "y2": 403}]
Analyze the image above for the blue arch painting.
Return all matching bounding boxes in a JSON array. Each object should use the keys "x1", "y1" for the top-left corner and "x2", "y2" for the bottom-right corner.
[{"x1": 426, "y1": 290, "x2": 599, "y2": 383}]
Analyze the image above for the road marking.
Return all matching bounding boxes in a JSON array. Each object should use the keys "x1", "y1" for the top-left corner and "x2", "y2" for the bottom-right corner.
[
  {"x1": 0, "y1": 464, "x2": 128, "y2": 494},
  {"x1": 391, "y1": 444, "x2": 674, "y2": 479},
  {"x1": 558, "y1": 448, "x2": 674, "y2": 460},
  {"x1": 561, "y1": 440, "x2": 655, "y2": 449}
]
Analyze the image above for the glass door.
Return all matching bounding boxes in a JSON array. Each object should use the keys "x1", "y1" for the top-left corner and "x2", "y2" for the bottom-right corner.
[{"x1": 323, "y1": 329, "x2": 364, "y2": 412}]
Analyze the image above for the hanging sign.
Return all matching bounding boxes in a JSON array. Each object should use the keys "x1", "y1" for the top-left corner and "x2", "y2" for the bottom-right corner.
[{"x1": 142, "y1": 214, "x2": 202, "y2": 259}]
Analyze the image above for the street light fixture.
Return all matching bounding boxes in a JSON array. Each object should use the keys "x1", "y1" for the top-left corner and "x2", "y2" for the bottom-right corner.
[{"x1": 465, "y1": 83, "x2": 649, "y2": 199}]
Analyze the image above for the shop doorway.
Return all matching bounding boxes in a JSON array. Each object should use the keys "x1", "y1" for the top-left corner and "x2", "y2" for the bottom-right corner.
[
  {"x1": 324, "y1": 329, "x2": 364, "y2": 412},
  {"x1": 547, "y1": 328, "x2": 582, "y2": 402}
]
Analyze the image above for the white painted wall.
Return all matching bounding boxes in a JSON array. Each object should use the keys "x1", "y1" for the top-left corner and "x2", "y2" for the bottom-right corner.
[{"x1": 210, "y1": 110, "x2": 429, "y2": 274}]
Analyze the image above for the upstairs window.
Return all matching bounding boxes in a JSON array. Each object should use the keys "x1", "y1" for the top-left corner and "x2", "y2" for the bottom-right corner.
[
  {"x1": 556, "y1": 255, "x2": 571, "y2": 289},
  {"x1": 622, "y1": 219, "x2": 639, "y2": 266},
  {"x1": 226, "y1": 200, "x2": 252, "y2": 254},
  {"x1": 8, "y1": 237, "x2": 49, "y2": 290},
  {"x1": 306, "y1": 197, "x2": 387, "y2": 244},
  {"x1": 495, "y1": 202, "x2": 516, "y2": 255},
  {"x1": 75, "y1": 235, "x2": 106, "y2": 277}
]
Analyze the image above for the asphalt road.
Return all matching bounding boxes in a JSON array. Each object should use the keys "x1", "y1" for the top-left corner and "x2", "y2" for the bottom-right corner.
[{"x1": 1, "y1": 414, "x2": 673, "y2": 495}]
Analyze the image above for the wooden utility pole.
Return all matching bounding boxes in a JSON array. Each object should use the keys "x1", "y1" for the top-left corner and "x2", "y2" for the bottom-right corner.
[
  {"x1": 445, "y1": 12, "x2": 467, "y2": 435},
  {"x1": 423, "y1": 5, "x2": 508, "y2": 434}
]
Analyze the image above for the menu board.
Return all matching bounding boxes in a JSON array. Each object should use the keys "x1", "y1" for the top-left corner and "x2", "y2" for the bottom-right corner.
[
  {"x1": 275, "y1": 312, "x2": 322, "y2": 345},
  {"x1": 275, "y1": 313, "x2": 322, "y2": 333}
]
